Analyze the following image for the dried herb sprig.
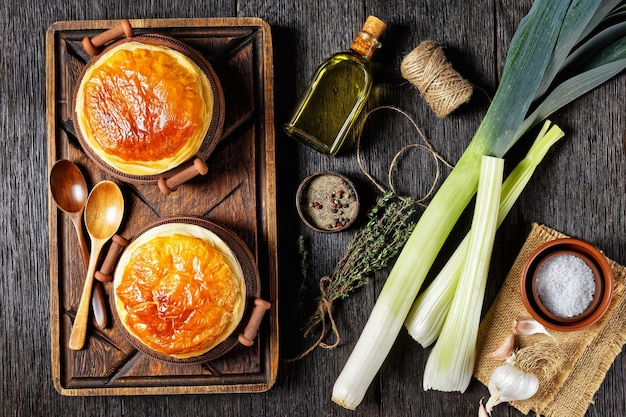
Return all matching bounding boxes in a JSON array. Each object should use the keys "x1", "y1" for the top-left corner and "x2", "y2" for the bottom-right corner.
[
  {"x1": 295, "y1": 235, "x2": 310, "y2": 311},
  {"x1": 293, "y1": 190, "x2": 417, "y2": 359}
]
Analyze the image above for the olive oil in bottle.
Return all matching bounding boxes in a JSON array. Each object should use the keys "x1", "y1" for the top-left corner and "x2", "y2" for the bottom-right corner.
[{"x1": 284, "y1": 16, "x2": 386, "y2": 156}]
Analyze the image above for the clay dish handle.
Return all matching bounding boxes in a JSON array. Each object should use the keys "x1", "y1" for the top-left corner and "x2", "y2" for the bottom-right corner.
[
  {"x1": 157, "y1": 158, "x2": 209, "y2": 195},
  {"x1": 82, "y1": 19, "x2": 134, "y2": 56},
  {"x1": 238, "y1": 298, "x2": 271, "y2": 347},
  {"x1": 94, "y1": 234, "x2": 129, "y2": 282}
]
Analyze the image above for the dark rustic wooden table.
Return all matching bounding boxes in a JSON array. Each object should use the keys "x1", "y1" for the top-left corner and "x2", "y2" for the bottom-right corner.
[{"x1": 2, "y1": 0, "x2": 625, "y2": 416}]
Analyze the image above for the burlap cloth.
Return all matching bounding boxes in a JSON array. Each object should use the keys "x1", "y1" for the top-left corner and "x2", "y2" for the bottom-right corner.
[{"x1": 474, "y1": 223, "x2": 626, "y2": 417}]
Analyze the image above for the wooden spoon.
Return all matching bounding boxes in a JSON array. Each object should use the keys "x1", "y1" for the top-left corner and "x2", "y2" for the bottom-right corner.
[
  {"x1": 49, "y1": 159, "x2": 108, "y2": 329},
  {"x1": 68, "y1": 180, "x2": 124, "y2": 350}
]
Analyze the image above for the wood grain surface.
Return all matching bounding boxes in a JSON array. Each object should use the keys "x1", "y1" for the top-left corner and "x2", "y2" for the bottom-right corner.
[{"x1": 1, "y1": 0, "x2": 625, "y2": 416}]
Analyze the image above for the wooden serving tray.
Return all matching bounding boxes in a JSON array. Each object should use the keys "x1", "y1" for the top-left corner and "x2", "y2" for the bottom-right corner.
[{"x1": 46, "y1": 18, "x2": 278, "y2": 396}]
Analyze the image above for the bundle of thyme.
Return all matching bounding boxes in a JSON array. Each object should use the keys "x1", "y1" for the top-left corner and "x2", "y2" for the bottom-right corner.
[{"x1": 295, "y1": 190, "x2": 417, "y2": 358}]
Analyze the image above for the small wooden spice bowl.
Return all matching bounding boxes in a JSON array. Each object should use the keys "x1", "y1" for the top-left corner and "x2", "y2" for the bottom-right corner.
[
  {"x1": 520, "y1": 238, "x2": 614, "y2": 332},
  {"x1": 296, "y1": 171, "x2": 360, "y2": 233}
]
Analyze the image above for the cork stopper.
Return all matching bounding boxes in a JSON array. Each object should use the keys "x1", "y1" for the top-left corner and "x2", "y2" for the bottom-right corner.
[{"x1": 350, "y1": 16, "x2": 387, "y2": 59}]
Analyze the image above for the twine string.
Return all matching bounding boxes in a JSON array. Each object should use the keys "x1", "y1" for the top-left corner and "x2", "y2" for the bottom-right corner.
[
  {"x1": 356, "y1": 105, "x2": 453, "y2": 207},
  {"x1": 288, "y1": 276, "x2": 339, "y2": 361},
  {"x1": 400, "y1": 40, "x2": 473, "y2": 118}
]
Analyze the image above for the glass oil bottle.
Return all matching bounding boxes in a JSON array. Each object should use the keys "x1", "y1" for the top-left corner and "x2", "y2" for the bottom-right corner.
[{"x1": 284, "y1": 16, "x2": 386, "y2": 156}]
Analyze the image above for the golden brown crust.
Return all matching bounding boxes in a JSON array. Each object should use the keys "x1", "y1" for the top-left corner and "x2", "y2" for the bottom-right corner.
[
  {"x1": 75, "y1": 42, "x2": 213, "y2": 176},
  {"x1": 113, "y1": 223, "x2": 245, "y2": 358}
]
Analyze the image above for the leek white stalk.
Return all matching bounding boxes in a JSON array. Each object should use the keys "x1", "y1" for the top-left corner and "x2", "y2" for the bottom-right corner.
[
  {"x1": 332, "y1": 151, "x2": 482, "y2": 409},
  {"x1": 405, "y1": 121, "x2": 564, "y2": 347},
  {"x1": 422, "y1": 155, "x2": 503, "y2": 392}
]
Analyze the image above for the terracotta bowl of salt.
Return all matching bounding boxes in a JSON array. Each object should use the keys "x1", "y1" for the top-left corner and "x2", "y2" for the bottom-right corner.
[{"x1": 520, "y1": 238, "x2": 614, "y2": 332}]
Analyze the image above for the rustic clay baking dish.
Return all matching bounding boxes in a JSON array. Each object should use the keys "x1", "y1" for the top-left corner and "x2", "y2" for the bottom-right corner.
[
  {"x1": 109, "y1": 216, "x2": 269, "y2": 364},
  {"x1": 520, "y1": 237, "x2": 614, "y2": 332},
  {"x1": 72, "y1": 20, "x2": 226, "y2": 194}
]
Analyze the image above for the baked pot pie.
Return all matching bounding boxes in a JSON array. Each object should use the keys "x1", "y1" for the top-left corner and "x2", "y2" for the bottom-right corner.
[
  {"x1": 75, "y1": 41, "x2": 214, "y2": 176},
  {"x1": 113, "y1": 222, "x2": 246, "y2": 359}
]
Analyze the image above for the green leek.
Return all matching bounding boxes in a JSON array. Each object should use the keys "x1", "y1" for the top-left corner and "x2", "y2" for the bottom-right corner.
[
  {"x1": 423, "y1": 155, "x2": 503, "y2": 392},
  {"x1": 332, "y1": 0, "x2": 625, "y2": 410},
  {"x1": 405, "y1": 121, "x2": 565, "y2": 347}
]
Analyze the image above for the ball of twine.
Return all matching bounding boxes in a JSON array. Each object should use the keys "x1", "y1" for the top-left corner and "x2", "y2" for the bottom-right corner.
[{"x1": 401, "y1": 40, "x2": 473, "y2": 118}]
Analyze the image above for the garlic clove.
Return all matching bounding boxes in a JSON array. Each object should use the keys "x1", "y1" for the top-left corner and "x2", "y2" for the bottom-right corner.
[
  {"x1": 513, "y1": 317, "x2": 556, "y2": 341},
  {"x1": 485, "y1": 360, "x2": 539, "y2": 414},
  {"x1": 486, "y1": 333, "x2": 515, "y2": 361},
  {"x1": 478, "y1": 398, "x2": 489, "y2": 417}
]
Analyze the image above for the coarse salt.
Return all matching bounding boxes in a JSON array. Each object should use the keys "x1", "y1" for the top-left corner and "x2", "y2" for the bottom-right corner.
[{"x1": 535, "y1": 253, "x2": 596, "y2": 318}]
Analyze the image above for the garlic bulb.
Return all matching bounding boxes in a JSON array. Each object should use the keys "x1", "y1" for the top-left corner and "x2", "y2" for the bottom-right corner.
[{"x1": 485, "y1": 355, "x2": 539, "y2": 414}]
